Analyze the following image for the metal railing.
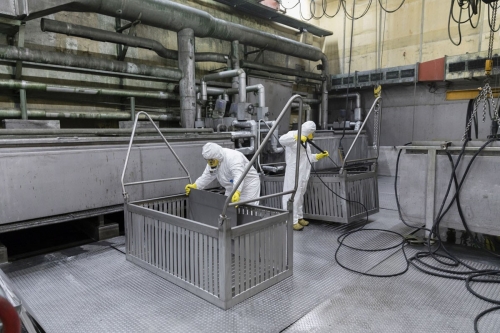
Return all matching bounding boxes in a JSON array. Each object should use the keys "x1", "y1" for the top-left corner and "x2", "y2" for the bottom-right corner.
[{"x1": 120, "y1": 111, "x2": 192, "y2": 200}]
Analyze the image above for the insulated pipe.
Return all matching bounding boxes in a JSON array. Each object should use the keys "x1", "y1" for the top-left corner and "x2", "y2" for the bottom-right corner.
[
  {"x1": 21, "y1": 0, "x2": 328, "y2": 68},
  {"x1": 0, "y1": 127, "x2": 211, "y2": 136},
  {"x1": 41, "y1": 19, "x2": 228, "y2": 63},
  {"x1": 328, "y1": 92, "x2": 361, "y2": 108},
  {"x1": 201, "y1": 69, "x2": 246, "y2": 103},
  {"x1": 225, "y1": 84, "x2": 265, "y2": 107},
  {"x1": 247, "y1": 84, "x2": 265, "y2": 107},
  {"x1": 0, "y1": 109, "x2": 180, "y2": 121},
  {"x1": 0, "y1": 45, "x2": 183, "y2": 80},
  {"x1": 240, "y1": 60, "x2": 323, "y2": 81},
  {"x1": 195, "y1": 92, "x2": 202, "y2": 122},
  {"x1": 231, "y1": 41, "x2": 240, "y2": 103},
  {"x1": 321, "y1": 81, "x2": 328, "y2": 129},
  {"x1": 303, "y1": 98, "x2": 320, "y2": 105},
  {"x1": 0, "y1": 79, "x2": 180, "y2": 100},
  {"x1": 178, "y1": 28, "x2": 196, "y2": 128}
]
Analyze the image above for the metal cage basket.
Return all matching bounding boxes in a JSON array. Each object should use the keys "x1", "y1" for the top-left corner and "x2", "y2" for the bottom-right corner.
[
  {"x1": 261, "y1": 167, "x2": 379, "y2": 223},
  {"x1": 121, "y1": 100, "x2": 305, "y2": 309}
]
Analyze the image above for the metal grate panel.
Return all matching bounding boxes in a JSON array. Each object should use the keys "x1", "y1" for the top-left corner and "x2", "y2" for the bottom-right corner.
[{"x1": 386, "y1": 71, "x2": 400, "y2": 80}]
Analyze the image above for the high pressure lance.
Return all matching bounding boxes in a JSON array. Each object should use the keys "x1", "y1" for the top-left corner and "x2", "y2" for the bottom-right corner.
[{"x1": 305, "y1": 138, "x2": 328, "y2": 155}]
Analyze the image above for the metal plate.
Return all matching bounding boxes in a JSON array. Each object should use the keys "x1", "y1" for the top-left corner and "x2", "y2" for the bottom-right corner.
[
  {"x1": 188, "y1": 189, "x2": 237, "y2": 228},
  {"x1": 0, "y1": 138, "x2": 233, "y2": 225}
]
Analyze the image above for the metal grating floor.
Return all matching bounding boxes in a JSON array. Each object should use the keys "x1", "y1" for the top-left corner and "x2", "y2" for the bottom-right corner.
[{"x1": 2, "y1": 208, "x2": 500, "y2": 332}]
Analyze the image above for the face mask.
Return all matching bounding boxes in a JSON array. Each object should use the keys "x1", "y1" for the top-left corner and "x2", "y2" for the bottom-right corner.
[
  {"x1": 207, "y1": 159, "x2": 219, "y2": 168},
  {"x1": 307, "y1": 133, "x2": 314, "y2": 140},
  {"x1": 207, "y1": 159, "x2": 219, "y2": 173}
]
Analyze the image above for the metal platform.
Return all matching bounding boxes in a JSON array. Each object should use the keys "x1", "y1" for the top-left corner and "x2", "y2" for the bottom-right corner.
[{"x1": 2, "y1": 207, "x2": 500, "y2": 332}]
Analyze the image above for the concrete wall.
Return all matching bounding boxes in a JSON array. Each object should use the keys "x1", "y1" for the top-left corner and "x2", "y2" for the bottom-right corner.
[{"x1": 310, "y1": 0, "x2": 500, "y2": 73}]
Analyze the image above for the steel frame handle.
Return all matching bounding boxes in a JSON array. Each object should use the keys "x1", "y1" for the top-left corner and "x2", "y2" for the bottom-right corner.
[
  {"x1": 120, "y1": 111, "x2": 192, "y2": 199},
  {"x1": 222, "y1": 95, "x2": 305, "y2": 216},
  {"x1": 341, "y1": 97, "x2": 382, "y2": 171}
]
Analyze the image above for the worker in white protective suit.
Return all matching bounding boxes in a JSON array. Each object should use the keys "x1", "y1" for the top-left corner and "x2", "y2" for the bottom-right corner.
[
  {"x1": 279, "y1": 121, "x2": 329, "y2": 231},
  {"x1": 184, "y1": 142, "x2": 261, "y2": 205}
]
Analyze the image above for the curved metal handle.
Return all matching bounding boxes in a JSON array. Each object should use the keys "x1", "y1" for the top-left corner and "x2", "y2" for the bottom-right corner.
[
  {"x1": 120, "y1": 111, "x2": 192, "y2": 199},
  {"x1": 341, "y1": 97, "x2": 382, "y2": 171},
  {"x1": 221, "y1": 95, "x2": 304, "y2": 217}
]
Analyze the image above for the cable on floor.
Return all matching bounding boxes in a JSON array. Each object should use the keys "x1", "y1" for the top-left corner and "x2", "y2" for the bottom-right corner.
[
  {"x1": 395, "y1": 136, "x2": 500, "y2": 332},
  {"x1": 303, "y1": 146, "x2": 410, "y2": 277}
]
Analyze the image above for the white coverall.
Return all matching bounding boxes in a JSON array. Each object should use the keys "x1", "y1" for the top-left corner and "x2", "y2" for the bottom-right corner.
[
  {"x1": 279, "y1": 121, "x2": 319, "y2": 223},
  {"x1": 194, "y1": 143, "x2": 261, "y2": 205}
]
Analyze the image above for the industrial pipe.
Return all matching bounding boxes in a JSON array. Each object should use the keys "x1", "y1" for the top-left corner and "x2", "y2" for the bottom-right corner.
[
  {"x1": 41, "y1": 19, "x2": 228, "y2": 63},
  {"x1": 0, "y1": 79, "x2": 180, "y2": 100},
  {"x1": 20, "y1": 0, "x2": 329, "y2": 72},
  {"x1": 178, "y1": 28, "x2": 196, "y2": 128},
  {"x1": 225, "y1": 84, "x2": 265, "y2": 107},
  {"x1": 240, "y1": 60, "x2": 323, "y2": 81},
  {"x1": 0, "y1": 127, "x2": 213, "y2": 136},
  {"x1": 0, "y1": 45, "x2": 183, "y2": 80},
  {"x1": 0, "y1": 109, "x2": 180, "y2": 121},
  {"x1": 328, "y1": 92, "x2": 361, "y2": 108},
  {"x1": 231, "y1": 41, "x2": 240, "y2": 104},
  {"x1": 231, "y1": 119, "x2": 257, "y2": 155},
  {"x1": 201, "y1": 69, "x2": 246, "y2": 103}
]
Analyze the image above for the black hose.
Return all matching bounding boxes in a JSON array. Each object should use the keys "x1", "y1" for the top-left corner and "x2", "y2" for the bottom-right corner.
[{"x1": 304, "y1": 146, "x2": 409, "y2": 277}]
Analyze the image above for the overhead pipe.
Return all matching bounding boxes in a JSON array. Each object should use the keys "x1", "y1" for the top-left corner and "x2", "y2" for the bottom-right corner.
[
  {"x1": 0, "y1": 45, "x2": 183, "y2": 80},
  {"x1": 19, "y1": 0, "x2": 330, "y2": 80},
  {"x1": 41, "y1": 19, "x2": 228, "y2": 63},
  {"x1": 0, "y1": 127, "x2": 212, "y2": 136},
  {"x1": 240, "y1": 60, "x2": 323, "y2": 81},
  {"x1": 20, "y1": 0, "x2": 327, "y2": 62},
  {"x1": 0, "y1": 109, "x2": 180, "y2": 121},
  {"x1": 19, "y1": 0, "x2": 331, "y2": 125},
  {"x1": 0, "y1": 79, "x2": 180, "y2": 100}
]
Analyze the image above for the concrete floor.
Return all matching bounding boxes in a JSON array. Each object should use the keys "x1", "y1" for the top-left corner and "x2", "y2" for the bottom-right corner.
[{"x1": 2, "y1": 176, "x2": 500, "y2": 332}]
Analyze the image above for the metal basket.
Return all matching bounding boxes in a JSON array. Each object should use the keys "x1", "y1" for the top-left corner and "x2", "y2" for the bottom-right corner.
[
  {"x1": 261, "y1": 168, "x2": 379, "y2": 223},
  {"x1": 121, "y1": 100, "x2": 305, "y2": 309},
  {"x1": 124, "y1": 193, "x2": 291, "y2": 309}
]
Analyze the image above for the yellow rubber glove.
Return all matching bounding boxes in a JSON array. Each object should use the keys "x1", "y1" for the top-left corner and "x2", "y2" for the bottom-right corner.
[
  {"x1": 293, "y1": 134, "x2": 308, "y2": 143},
  {"x1": 316, "y1": 151, "x2": 329, "y2": 160},
  {"x1": 231, "y1": 190, "x2": 241, "y2": 203},
  {"x1": 185, "y1": 183, "x2": 197, "y2": 196}
]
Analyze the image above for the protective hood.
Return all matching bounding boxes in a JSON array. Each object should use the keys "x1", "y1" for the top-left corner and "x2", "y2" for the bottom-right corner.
[
  {"x1": 202, "y1": 142, "x2": 224, "y2": 161},
  {"x1": 301, "y1": 121, "x2": 316, "y2": 136}
]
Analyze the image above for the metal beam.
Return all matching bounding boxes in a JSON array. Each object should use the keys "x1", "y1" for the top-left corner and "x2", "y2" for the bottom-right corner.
[{"x1": 446, "y1": 88, "x2": 500, "y2": 100}]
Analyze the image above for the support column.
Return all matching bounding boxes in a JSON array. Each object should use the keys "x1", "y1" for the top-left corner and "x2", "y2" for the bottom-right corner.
[
  {"x1": 178, "y1": 28, "x2": 196, "y2": 128},
  {"x1": 231, "y1": 41, "x2": 240, "y2": 104},
  {"x1": 425, "y1": 149, "x2": 437, "y2": 238},
  {"x1": 321, "y1": 80, "x2": 328, "y2": 129}
]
